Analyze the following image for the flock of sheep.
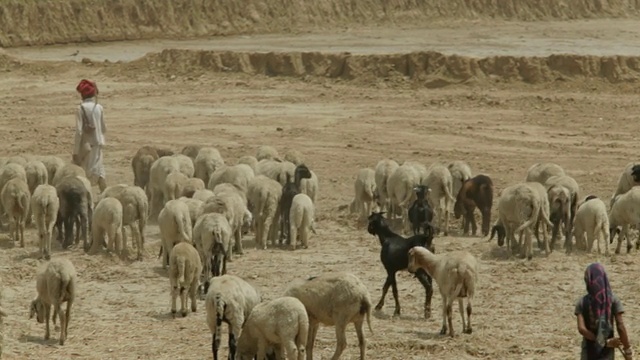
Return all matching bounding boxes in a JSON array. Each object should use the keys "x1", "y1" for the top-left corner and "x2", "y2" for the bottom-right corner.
[{"x1": 1, "y1": 143, "x2": 640, "y2": 359}]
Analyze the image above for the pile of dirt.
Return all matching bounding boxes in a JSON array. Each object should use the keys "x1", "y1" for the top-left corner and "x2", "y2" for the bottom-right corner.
[
  {"x1": 1, "y1": 0, "x2": 639, "y2": 47},
  {"x1": 110, "y1": 49, "x2": 640, "y2": 86}
]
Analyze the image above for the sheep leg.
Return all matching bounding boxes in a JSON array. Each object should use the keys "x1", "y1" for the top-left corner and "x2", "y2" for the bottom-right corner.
[
  {"x1": 189, "y1": 280, "x2": 198, "y2": 313},
  {"x1": 212, "y1": 333, "x2": 220, "y2": 360},
  {"x1": 457, "y1": 298, "x2": 467, "y2": 334},
  {"x1": 603, "y1": 225, "x2": 610, "y2": 256},
  {"x1": 56, "y1": 304, "x2": 66, "y2": 345},
  {"x1": 233, "y1": 228, "x2": 243, "y2": 256},
  {"x1": 180, "y1": 283, "x2": 188, "y2": 317},
  {"x1": 330, "y1": 323, "x2": 348, "y2": 360},
  {"x1": 301, "y1": 226, "x2": 309, "y2": 249},
  {"x1": 354, "y1": 318, "x2": 366, "y2": 360},
  {"x1": 469, "y1": 210, "x2": 478, "y2": 236},
  {"x1": 624, "y1": 225, "x2": 633, "y2": 254},
  {"x1": 63, "y1": 216, "x2": 74, "y2": 249},
  {"x1": 228, "y1": 328, "x2": 239, "y2": 360},
  {"x1": 446, "y1": 303, "x2": 455, "y2": 337},
  {"x1": 415, "y1": 269, "x2": 433, "y2": 319},
  {"x1": 116, "y1": 227, "x2": 125, "y2": 260},
  {"x1": 439, "y1": 297, "x2": 448, "y2": 335},
  {"x1": 306, "y1": 322, "x2": 319, "y2": 360},
  {"x1": 374, "y1": 275, "x2": 391, "y2": 312},
  {"x1": 290, "y1": 220, "x2": 298, "y2": 251},
  {"x1": 170, "y1": 278, "x2": 178, "y2": 318},
  {"x1": 65, "y1": 300, "x2": 72, "y2": 342},
  {"x1": 563, "y1": 211, "x2": 573, "y2": 254},
  {"x1": 464, "y1": 300, "x2": 473, "y2": 334},
  {"x1": 44, "y1": 304, "x2": 51, "y2": 340},
  {"x1": 19, "y1": 215, "x2": 25, "y2": 248},
  {"x1": 257, "y1": 338, "x2": 269, "y2": 360},
  {"x1": 550, "y1": 218, "x2": 560, "y2": 250}
]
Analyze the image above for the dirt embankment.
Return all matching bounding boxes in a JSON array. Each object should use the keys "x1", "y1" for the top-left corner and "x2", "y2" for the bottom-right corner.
[
  {"x1": 1, "y1": 0, "x2": 640, "y2": 48},
  {"x1": 102, "y1": 49, "x2": 640, "y2": 86}
]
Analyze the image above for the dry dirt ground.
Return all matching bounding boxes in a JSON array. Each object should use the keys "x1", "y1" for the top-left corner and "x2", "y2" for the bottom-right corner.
[{"x1": 2, "y1": 17, "x2": 640, "y2": 360}]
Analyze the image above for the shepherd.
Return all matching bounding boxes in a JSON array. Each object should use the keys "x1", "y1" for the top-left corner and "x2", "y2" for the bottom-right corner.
[
  {"x1": 575, "y1": 262, "x2": 633, "y2": 360},
  {"x1": 73, "y1": 79, "x2": 107, "y2": 192}
]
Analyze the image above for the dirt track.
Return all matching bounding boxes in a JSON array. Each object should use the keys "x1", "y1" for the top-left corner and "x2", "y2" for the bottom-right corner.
[{"x1": 2, "y1": 1, "x2": 640, "y2": 360}]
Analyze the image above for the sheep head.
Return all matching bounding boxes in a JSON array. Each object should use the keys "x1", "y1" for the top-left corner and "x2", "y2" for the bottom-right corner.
[
  {"x1": 294, "y1": 164, "x2": 312, "y2": 182},
  {"x1": 407, "y1": 246, "x2": 434, "y2": 275},
  {"x1": 490, "y1": 224, "x2": 506, "y2": 247},
  {"x1": 29, "y1": 298, "x2": 46, "y2": 323},
  {"x1": 631, "y1": 164, "x2": 640, "y2": 182}
]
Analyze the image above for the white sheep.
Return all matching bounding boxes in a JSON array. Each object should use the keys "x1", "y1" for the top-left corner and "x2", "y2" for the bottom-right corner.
[
  {"x1": 424, "y1": 163, "x2": 456, "y2": 236},
  {"x1": 247, "y1": 175, "x2": 282, "y2": 250},
  {"x1": 525, "y1": 162, "x2": 565, "y2": 184},
  {"x1": 193, "y1": 212, "x2": 233, "y2": 284},
  {"x1": 5, "y1": 155, "x2": 27, "y2": 167},
  {"x1": 386, "y1": 163, "x2": 421, "y2": 230},
  {"x1": 290, "y1": 193, "x2": 315, "y2": 250},
  {"x1": 545, "y1": 174, "x2": 580, "y2": 251},
  {"x1": 131, "y1": 146, "x2": 159, "y2": 191},
  {"x1": 610, "y1": 162, "x2": 640, "y2": 208},
  {"x1": 447, "y1": 160, "x2": 472, "y2": 199},
  {"x1": 1, "y1": 178, "x2": 30, "y2": 248},
  {"x1": 0, "y1": 162, "x2": 27, "y2": 227},
  {"x1": 208, "y1": 164, "x2": 255, "y2": 197},
  {"x1": 181, "y1": 177, "x2": 205, "y2": 198},
  {"x1": 172, "y1": 153, "x2": 195, "y2": 178},
  {"x1": 194, "y1": 147, "x2": 225, "y2": 186},
  {"x1": 524, "y1": 181, "x2": 553, "y2": 252},
  {"x1": 350, "y1": 168, "x2": 378, "y2": 222},
  {"x1": 25, "y1": 160, "x2": 49, "y2": 195},
  {"x1": 177, "y1": 197, "x2": 204, "y2": 229},
  {"x1": 29, "y1": 258, "x2": 76, "y2": 345},
  {"x1": 99, "y1": 184, "x2": 149, "y2": 260},
  {"x1": 31, "y1": 184, "x2": 60, "y2": 260},
  {"x1": 374, "y1": 158, "x2": 399, "y2": 215},
  {"x1": 236, "y1": 155, "x2": 258, "y2": 172},
  {"x1": 573, "y1": 196, "x2": 610, "y2": 255},
  {"x1": 235, "y1": 296, "x2": 309, "y2": 360},
  {"x1": 205, "y1": 274, "x2": 262, "y2": 360},
  {"x1": 609, "y1": 187, "x2": 640, "y2": 254},
  {"x1": 193, "y1": 189, "x2": 216, "y2": 203},
  {"x1": 283, "y1": 149, "x2": 305, "y2": 166},
  {"x1": 51, "y1": 163, "x2": 86, "y2": 187},
  {"x1": 213, "y1": 183, "x2": 248, "y2": 207},
  {"x1": 148, "y1": 156, "x2": 180, "y2": 221},
  {"x1": 158, "y1": 199, "x2": 193, "y2": 269},
  {"x1": 408, "y1": 246, "x2": 478, "y2": 337},
  {"x1": 181, "y1": 144, "x2": 202, "y2": 161},
  {"x1": 39, "y1": 156, "x2": 65, "y2": 185},
  {"x1": 202, "y1": 190, "x2": 251, "y2": 256},
  {"x1": 283, "y1": 272, "x2": 373, "y2": 360},
  {"x1": 169, "y1": 242, "x2": 202, "y2": 318},
  {"x1": 163, "y1": 170, "x2": 190, "y2": 202},
  {"x1": 90, "y1": 197, "x2": 124, "y2": 257},
  {"x1": 255, "y1": 159, "x2": 296, "y2": 186},
  {"x1": 256, "y1": 145, "x2": 280, "y2": 161}
]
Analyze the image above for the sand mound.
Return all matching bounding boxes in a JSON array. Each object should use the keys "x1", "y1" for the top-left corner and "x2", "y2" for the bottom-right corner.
[
  {"x1": 110, "y1": 49, "x2": 640, "y2": 86},
  {"x1": 1, "y1": 0, "x2": 639, "y2": 47}
]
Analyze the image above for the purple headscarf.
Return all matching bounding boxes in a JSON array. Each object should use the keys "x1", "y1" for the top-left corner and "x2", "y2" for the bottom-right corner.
[{"x1": 584, "y1": 262, "x2": 613, "y2": 355}]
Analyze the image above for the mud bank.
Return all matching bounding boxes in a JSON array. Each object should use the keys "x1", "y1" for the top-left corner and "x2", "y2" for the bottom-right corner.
[{"x1": 1, "y1": 0, "x2": 639, "y2": 47}]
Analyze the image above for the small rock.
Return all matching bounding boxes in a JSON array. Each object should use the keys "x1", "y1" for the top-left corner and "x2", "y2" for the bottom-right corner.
[{"x1": 276, "y1": 127, "x2": 283, "y2": 131}]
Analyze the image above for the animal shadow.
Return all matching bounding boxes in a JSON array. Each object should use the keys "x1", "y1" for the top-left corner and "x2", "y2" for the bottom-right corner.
[
  {"x1": 150, "y1": 311, "x2": 176, "y2": 321},
  {"x1": 0, "y1": 236, "x2": 15, "y2": 249},
  {"x1": 372, "y1": 310, "x2": 417, "y2": 322},
  {"x1": 12, "y1": 250, "x2": 44, "y2": 261},
  {"x1": 408, "y1": 330, "x2": 446, "y2": 341},
  {"x1": 152, "y1": 266, "x2": 169, "y2": 278},
  {"x1": 481, "y1": 246, "x2": 516, "y2": 261},
  {"x1": 18, "y1": 334, "x2": 58, "y2": 345}
]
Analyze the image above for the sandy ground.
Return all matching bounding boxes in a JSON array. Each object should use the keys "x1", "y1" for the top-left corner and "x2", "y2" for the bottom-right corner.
[{"x1": 2, "y1": 18, "x2": 640, "y2": 360}]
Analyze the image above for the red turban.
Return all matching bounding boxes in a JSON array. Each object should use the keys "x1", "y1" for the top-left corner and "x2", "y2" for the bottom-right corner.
[{"x1": 76, "y1": 79, "x2": 98, "y2": 98}]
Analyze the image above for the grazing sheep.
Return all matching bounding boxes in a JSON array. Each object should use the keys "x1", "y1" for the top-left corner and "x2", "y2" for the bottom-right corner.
[
  {"x1": 374, "y1": 159, "x2": 400, "y2": 215},
  {"x1": 447, "y1": 161, "x2": 472, "y2": 202},
  {"x1": 31, "y1": 184, "x2": 59, "y2": 260},
  {"x1": 193, "y1": 213, "x2": 233, "y2": 290},
  {"x1": 169, "y1": 242, "x2": 202, "y2": 318},
  {"x1": 284, "y1": 272, "x2": 373, "y2": 360},
  {"x1": 158, "y1": 199, "x2": 193, "y2": 269},
  {"x1": 525, "y1": 162, "x2": 565, "y2": 184},
  {"x1": 25, "y1": 160, "x2": 49, "y2": 195},
  {"x1": 39, "y1": 156, "x2": 65, "y2": 185},
  {"x1": 573, "y1": 196, "x2": 610, "y2": 255},
  {"x1": 408, "y1": 185, "x2": 434, "y2": 236},
  {"x1": 163, "y1": 171, "x2": 190, "y2": 202},
  {"x1": 349, "y1": 168, "x2": 378, "y2": 223},
  {"x1": 155, "y1": 147, "x2": 175, "y2": 158},
  {"x1": 193, "y1": 189, "x2": 216, "y2": 203},
  {"x1": 51, "y1": 163, "x2": 86, "y2": 187},
  {"x1": 408, "y1": 246, "x2": 478, "y2": 337},
  {"x1": 289, "y1": 193, "x2": 315, "y2": 250},
  {"x1": 29, "y1": 258, "x2": 76, "y2": 345},
  {"x1": 194, "y1": 147, "x2": 225, "y2": 186},
  {"x1": 279, "y1": 164, "x2": 312, "y2": 245},
  {"x1": 386, "y1": 163, "x2": 421, "y2": 231},
  {"x1": 236, "y1": 155, "x2": 258, "y2": 172},
  {"x1": 202, "y1": 190, "x2": 251, "y2": 256},
  {"x1": 90, "y1": 197, "x2": 124, "y2": 257},
  {"x1": 545, "y1": 175, "x2": 580, "y2": 252},
  {"x1": 490, "y1": 182, "x2": 550, "y2": 259},
  {"x1": 546, "y1": 184, "x2": 572, "y2": 251},
  {"x1": 213, "y1": 183, "x2": 248, "y2": 208},
  {"x1": 423, "y1": 163, "x2": 456, "y2": 236},
  {"x1": 453, "y1": 175, "x2": 494, "y2": 237},
  {"x1": 208, "y1": 164, "x2": 255, "y2": 197},
  {"x1": 177, "y1": 197, "x2": 204, "y2": 229},
  {"x1": 236, "y1": 296, "x2": 309, "y2": 360},
  {"x1": 367, "y1": 211, "x2": 435, "y2": 319},
  {"x1": 0, "y1": 162, "x2": 27, "y2": 227},
  {"x1": 205, "y1": 274, "x2": 261, "y2": 360},
  {"x1": 526, "y1": 181, "x2": 553, "y2": 251},
  {"x1": 181, "y1": 145, "x2": 202, "y2": 161},
  {"x1": 284, "y1": 149, "x2": 305, "y2": 166},
  {"x1": 608, "y1": 187, "x2": 640, "y2": 254},
  {"x1": 180, "y1": 177, "x2": 205, "y2": 198},
  {"x1": 255, "y1": 159, "x2": 296, "y2": 186},
  {"x1": 55, "y1": 176, "x2": 92, "y2": 250},
  {"x1": 610, "y1": 162, "x2": 640, "y2": 208},
  {"x1": 131, "y1": 146, "x2": 159, "y2": 192},
  {"x1": 1, "y1": 178, "x2": 30, "y2": 248},
  {"x1": 300, "y1": 170, "x2": 318, "y2": 204},
  {"x1": 256, "y1": 145, "x2": 280, "y2": 161},
  {"x1": 172, "y1": 154, "x2": 195, "y2": 178},
  {"x1": 247, "y1": 175, "x2": 282, "y2": 250},
  {"x1": 5, "y1": 155, "x2": 27, "y2": 167},
  {"x1": 98, "y1": 184, "x2": 148, "y2": 260},
  {"x1": 148, "y1": 156, "x2": 181, "y2": 221}
]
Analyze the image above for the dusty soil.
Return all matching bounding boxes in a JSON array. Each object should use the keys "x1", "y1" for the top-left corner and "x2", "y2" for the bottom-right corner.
[{"x1": 2, "y1": 1, "x2": 640, "y2": 360}]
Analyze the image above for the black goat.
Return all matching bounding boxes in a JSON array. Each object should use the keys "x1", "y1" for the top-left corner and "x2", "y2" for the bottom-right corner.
[
  {"x1": 279, "y1": 164, "x2": 312, "y2": 245},
  {"x1": 367, "y1": 211, "x2": 435, "y2": 319},
  {"x1": 408, "y1": 185, "x2": 434, "y2": 236}
]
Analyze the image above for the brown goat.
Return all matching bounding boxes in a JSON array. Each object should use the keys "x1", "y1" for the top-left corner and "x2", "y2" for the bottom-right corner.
[{"x1": 453, "y1": 175, "x2": 494, "y2": 236}]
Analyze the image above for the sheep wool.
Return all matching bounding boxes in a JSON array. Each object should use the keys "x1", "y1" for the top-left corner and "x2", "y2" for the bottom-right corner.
[
  {"x1": 31, "y1": 184, "x2": 60, "y2": 260},
  {"x1": 169, "y1": 242, "x2": 202, "y2": 317}
]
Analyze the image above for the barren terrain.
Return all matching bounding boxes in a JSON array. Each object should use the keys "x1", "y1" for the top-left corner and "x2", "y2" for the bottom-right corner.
[{"x1": 2, "y1": 1, "x2": 640, "y2": 360}]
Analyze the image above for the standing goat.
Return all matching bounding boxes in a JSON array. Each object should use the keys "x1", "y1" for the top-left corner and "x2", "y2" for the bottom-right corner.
[
  {"x1": 367, "y1": 211, "x2": 435, "y2": 319},
  {"x1": 279, "y1": 164, "x2": 312, "y2": 246},
  {"x1": 453, "y1": 175, "x2": 494, "y2": 237},
  {"x1": 408, "y1": 185, "x2": 434, "y2": 236}
]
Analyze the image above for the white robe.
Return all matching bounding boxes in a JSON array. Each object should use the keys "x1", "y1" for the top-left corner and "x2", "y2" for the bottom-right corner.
[{"x1": 73, "y1": 98, "x2": 106, "y2": 183}]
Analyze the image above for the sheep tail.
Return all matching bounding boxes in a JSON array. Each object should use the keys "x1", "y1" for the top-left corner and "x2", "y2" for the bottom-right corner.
[
  {"x1": 214, "y1": 293, "x2": 225, "y2": 339},
  {"x1": 176, "y1": 214, "x2": 189, "y2": 243},
  {"x1": 444, "y1": 181, "x2": 456, "y2": 204},
  {"x1": 176, "y1": 256, "x2": 186, "y2": 286},
  {"x1": 515, "y1": 198, "x2": 541, "y2": 234}
]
